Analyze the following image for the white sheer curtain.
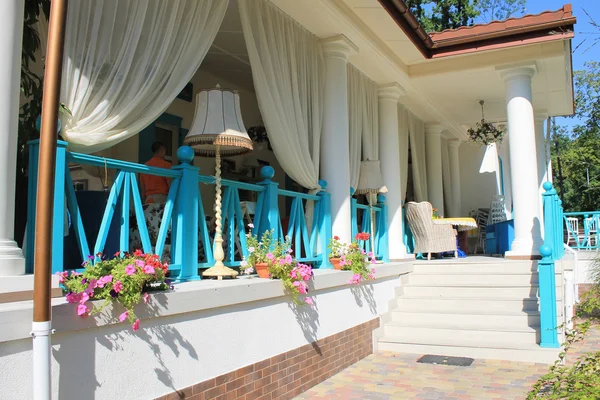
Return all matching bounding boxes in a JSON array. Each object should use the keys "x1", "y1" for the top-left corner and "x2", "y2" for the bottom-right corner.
[
  {"x1": 238, "y1": 0, "x2": 323, "y2": 190},
  {"x1": 347, "y1": 64, "x2": 379, "y2": 191},
  {"x1": 398, "y1": 104, "x2": 409, "y2": 202},
  {"x1": 408, "y1": 112, "x2": 428, "y2": 202},
  {"x1": 441, "y1": 138, "x2": 453, "y2": 216},
  {"x1": 59, "y1": 0, "x2": 228, "y2": 153}
]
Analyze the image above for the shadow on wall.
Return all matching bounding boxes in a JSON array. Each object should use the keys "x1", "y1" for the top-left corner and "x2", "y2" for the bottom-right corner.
[
  {"x1": 289, "y1": 278, "x2": 321, "y2": 355},
  {"x1": 350, "y1": 281, "x2": 377, "y2": 315}
]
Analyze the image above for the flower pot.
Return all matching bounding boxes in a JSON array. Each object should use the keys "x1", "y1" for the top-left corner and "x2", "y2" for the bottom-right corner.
[
  {"x1": 330, "y1": 258, "x2": 343, "y2": 270},
  {"x1": 255, "y1": 262, "x2": 270, "y2": 278}
]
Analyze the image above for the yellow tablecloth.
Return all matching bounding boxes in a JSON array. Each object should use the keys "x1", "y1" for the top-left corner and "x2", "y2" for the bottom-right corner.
[{"x1": 433, "y1": 217, "x2": 478, "y2": 232}]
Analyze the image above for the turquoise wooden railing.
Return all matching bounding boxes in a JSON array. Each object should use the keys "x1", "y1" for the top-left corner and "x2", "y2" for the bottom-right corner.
[
  {"x1": 563, "y1": 211, "x2": 600, "y2": 250},
  {"x1": 539, "y1": 181, "x2": 562, "y2": 348},
  {"x1": 351, "y1": 194, "x2": 390, "y2": 262},
  {"x1": 25, "y1": 142, "x2": 334, "y2": 279}
]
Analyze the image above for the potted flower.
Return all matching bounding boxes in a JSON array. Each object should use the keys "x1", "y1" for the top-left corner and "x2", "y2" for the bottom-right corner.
[
  {"x1": 57, "y1": 250, "x2": 171, "y2": 331},
  {"x1": 330, "y1": 233, "x2": 376, "y2": 284},
  {"x1": 328, "y1": 236, "x2": 346, "y2": 270},
  {"x1": 241, "y1": 228, "x2": 314, "y2": 305}
]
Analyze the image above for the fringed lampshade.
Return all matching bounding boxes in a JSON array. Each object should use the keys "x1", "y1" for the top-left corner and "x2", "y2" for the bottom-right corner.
[
  {"x1": 356, "y1": 160, "x2": 387, "y2": 257},
  {"x1": 184, "y1": 86, "x2": 253, "y2": 279}
]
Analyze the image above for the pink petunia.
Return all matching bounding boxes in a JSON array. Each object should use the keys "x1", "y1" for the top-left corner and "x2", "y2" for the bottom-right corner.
[
  {"x1": 304, "y1": 297, "x2": 314, "y2": 306},
  {"x1": 143, "y1": 293, "x2": 149, "y2": 304},
  {"x1": 113, "y1": 281, "x2": 123, "y2": 293},
  {"x1": 119, "y1": 311, "x2": 129, "y2": 322},
  {"x1": 135, "y1": 260, "x2": 145, "y2": 268},
  {"x1": 77, "y1": 304, "x2": 89, "y2": 316},
  {"x1": 132, "y1": 319, "x2": 140, "y2": 331},
  {"x1": 266, "y1": 253, "x2": 274, "y2": 260},
  {"x1": 66, "y1": 292, "x2": 82, "y2": 304},
  {"x1": 143, "y1": 264, "x2": 155, "y2": 274},
  {"x1": 80, "y1": 292, "x2": 90, "y2": 304},
  {"x1": 125, "y1": 264, "x2": 136, "y2": 275},
  {"x1": 96, "y1": 275, "x2": 113, "y2": 288}
]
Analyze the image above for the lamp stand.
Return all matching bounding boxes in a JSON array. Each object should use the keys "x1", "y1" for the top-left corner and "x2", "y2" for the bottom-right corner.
[
  {"x1": 203, "y1": 146, "x2": 239, "y2": 279},
  {"x1": 368, "y1": 193, "x2": 376, "y2": 259}
]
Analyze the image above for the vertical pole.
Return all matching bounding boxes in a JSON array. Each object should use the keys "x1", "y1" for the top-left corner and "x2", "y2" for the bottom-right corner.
[
  {"x1": 171, "y1": 147, "x2": 200, "y2": 282},
  {"x1": 538, "y1": 244, "x2": 559, "y2": 348},
  {"x1": 256, "y1": 166, "x2": 279, "y2": 242},
  {"x1": 350, "y1": 196, "x2": 358, "y2": 239},
  {"x1": 317, "y1": 180, "x2": 331, "y2": 269},
  {"x1": 32, "y1": 1, "x2": 68, "y2": 399}
]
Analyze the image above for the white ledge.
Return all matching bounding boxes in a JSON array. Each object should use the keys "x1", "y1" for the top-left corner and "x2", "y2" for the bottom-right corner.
[{"x1": 0, "y1": 262, "x2": 413, "y2": 343}]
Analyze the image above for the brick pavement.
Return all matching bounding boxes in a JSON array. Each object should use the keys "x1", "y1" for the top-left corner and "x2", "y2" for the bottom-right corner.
[{"x1": 295, "y1": 324, "x2": 600, "y2": 400}]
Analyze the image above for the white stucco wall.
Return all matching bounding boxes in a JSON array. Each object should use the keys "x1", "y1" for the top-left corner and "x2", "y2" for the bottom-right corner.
[
  {"x1": 0, "y1": 264, "x2": 411, "y2": 400},
  {"x1": 459, "y1": 143, "x2": 497, "y2": 216}
]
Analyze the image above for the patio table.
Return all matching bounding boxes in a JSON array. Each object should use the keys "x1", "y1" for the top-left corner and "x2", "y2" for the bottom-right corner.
[{"x1": 433, "y1": 217, "x2": 478, "y2": 257}]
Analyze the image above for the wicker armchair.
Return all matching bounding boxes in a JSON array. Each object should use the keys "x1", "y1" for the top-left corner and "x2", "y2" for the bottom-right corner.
[{"x1": 405, "y1": 201, "x2": 457, "y2": 260}]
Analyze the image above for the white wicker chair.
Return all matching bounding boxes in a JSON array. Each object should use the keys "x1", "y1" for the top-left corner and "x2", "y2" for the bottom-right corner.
[{"x1": 405, "y1": 201, "x2": 457, "y2": 260}]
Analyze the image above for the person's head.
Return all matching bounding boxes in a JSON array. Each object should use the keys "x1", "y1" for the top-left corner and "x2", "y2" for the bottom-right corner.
[{"x1": 151, "y1": 141, "x2": 167, "y2": 159}]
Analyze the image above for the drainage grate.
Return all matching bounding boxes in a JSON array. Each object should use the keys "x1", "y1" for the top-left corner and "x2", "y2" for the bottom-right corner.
[{"x1": 417, "y1": 354, "x2": 474, "y2": 367}]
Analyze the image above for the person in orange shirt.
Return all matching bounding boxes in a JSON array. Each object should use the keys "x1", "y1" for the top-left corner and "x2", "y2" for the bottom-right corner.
[{"x1": 140, "y1": 142, "x2": 172, "y2": 204}]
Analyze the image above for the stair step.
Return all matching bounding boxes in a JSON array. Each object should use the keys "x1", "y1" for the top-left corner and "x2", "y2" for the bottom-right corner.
[
  {"x1": 402, "y1": 284, "x2": 562, "y2": 299},
  {"x1": 382, "y1": 324, "x2": 539, "y2": 343},
  {"x1": 377, "y1": 336, "x2": 560, "y2": 364},
  {"x1": 413, "y1": 264, "x2": 538, "y2": 274},
  {"x1": 390, "y1": 310, "x2": 541, "y2": 328},
  {"x1": 408, "y1": 273, "x2": 539, "y2": 285},
  {"x1": 396, "y1": 296, "x2": 543, "y2": 313}
]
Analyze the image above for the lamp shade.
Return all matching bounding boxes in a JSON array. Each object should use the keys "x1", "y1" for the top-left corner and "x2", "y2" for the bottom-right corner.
[
  {"x1": 184, "y1": 86, "x2": 253, "y2": 157},
  {"x1": 356, "y1": 160, "x2": 388, "y2": 194}
]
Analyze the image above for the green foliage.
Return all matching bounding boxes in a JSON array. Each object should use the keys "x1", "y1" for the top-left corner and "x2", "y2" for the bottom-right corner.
[
  {"x1": 551, "y1": 62, "x2": 600, "y2": 212},
  {"x1": 59, "y1": 251, "x2": 170, "y2": 330},
  {"x1": 476, "y1": 0, "x2": 526, "y2": 22},
  {"x1": 329, "y1": 234, "x2": 376, "y2": 284},
  {"x1": 404, "y1": 0, "x2": 479, "y2": 32},
  {"x1": 243, "y1": 229, "x2": 290, "y2": 266}
]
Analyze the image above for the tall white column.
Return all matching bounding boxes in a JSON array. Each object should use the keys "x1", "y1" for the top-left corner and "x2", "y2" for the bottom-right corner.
[
  {"x1": 0, "y1": 0, "x2": 25, "y2": 276},
  {"x1": 425, "y1": 125, "x2": 444, "y2": 216},
  {"x1": 320, "y1": 35, "x2": 357, "y2": 243},
  {"x1": 535, "y1": 113, "x2": 548, "y2": 237},
  {"x1": 497, "y1": 63, "x2": 543, "y2": 257},
  {"x1": 448, "y1": 140, "x2": 462, "y2": 217},
  {"x1": 378, "y1": 83, "x2": 406, "y2": 260}
]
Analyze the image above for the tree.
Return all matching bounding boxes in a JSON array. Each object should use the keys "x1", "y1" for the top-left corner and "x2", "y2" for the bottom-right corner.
[
  {"x1": 404, "y1": 0, "x2": 479, "y2": 32},
  {"x1": 476, "y1": 0, "x2": 526, "y2": 23}
]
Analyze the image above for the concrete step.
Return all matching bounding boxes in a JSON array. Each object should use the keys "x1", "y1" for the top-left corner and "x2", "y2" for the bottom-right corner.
[
  {"x1": 402, "y1": 284, "x2": 562, "y2": 299},
  {"x1": 390, "y1": 309, "x2": 541, "y2": 328},
  {"x1": 396, "y1": 296, "x2": 543, "y2": 313},
  {"x1": 377, "y1": 335, "x2": 560, "y2": 364},
  {"x1": 412, "y1": 262, "x2": 538, "y2": 275},
  {"x1": 383, "y1": 322, "x2": 539, "y2": 343},
  {"x1": 408, "y1": 273, "x2": 539, "y2": 285}
]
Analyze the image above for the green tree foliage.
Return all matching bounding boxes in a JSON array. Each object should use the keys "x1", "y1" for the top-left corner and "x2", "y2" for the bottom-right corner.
[
  {"x1": 551, "y1": 62, "x2": 600, "y2": 212},
  {"x1": 476, "y1": 0, "x2": 526, "y2": 23},
  {"x1": 404, "y1": 0, "x2": 479, "y2": 32}
]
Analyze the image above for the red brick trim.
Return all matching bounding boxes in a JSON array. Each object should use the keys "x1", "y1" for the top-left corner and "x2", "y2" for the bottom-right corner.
[{"x1": 154, "y1": 318, "x2": 380, "y2": 400}]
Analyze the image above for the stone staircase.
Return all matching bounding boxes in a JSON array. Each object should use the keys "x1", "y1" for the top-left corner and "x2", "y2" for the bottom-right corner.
[{"x1": 375, "y1": 258, "x2": 563, "y2": 363}]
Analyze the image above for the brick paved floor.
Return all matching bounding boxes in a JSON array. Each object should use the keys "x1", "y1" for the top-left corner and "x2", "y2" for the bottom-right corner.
[{"x1": 295, "y1": 324, "x2": 600, "y2": 400}]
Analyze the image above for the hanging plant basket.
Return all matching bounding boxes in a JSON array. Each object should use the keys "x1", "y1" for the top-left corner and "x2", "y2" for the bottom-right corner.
[{"x1": 467, "y1": 100, "x2": 504, "y2": 146}]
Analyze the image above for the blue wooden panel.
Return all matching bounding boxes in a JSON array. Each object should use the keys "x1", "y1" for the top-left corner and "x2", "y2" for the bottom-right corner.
[
  {"x1": 155, "y1": 177, "x2": 180, "y2": 259},
  {"x1": 538, "y1": 244, "x2": 559, "y2": 348},
  {"x1": 129, "y1": 173, "x2": 152, "y2": 254},
  {"x1": 64, "y1": 169, "x2": 90, "y2": 261},
  {"x1": 52, "y1": 142, "x2": 68, "y2": 273},
  {"x1": 94, "y1": 172, "x2": 125, "y2": 257},
  {"x1": 120, "y1": 173, "x2": 131, "y2": 254},
  {"x1": 26, "y1": 141, "x2": 40, "y2": 273}
]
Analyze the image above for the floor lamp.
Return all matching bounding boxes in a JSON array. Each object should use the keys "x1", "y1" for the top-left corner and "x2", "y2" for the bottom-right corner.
[
  {"x1": 356, "y1": 160, "x2": 387, "y2": 256},
  {"x1": 184, "y1": 86, "x2": 253, "y2": 279}
]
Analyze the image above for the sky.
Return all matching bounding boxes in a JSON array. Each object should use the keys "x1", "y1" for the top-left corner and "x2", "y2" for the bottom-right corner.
[{"x1": 509, "y1": 0, "x2": 600, "y2": 130}]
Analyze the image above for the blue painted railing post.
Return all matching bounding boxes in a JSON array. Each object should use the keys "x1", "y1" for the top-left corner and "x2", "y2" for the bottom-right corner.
[
  {"x1": 542, "y1": 182, "x2": 565, "y2": 260},
  {"x1": 25, "y1": 139, "x2": 67, "y2": 274},
  {"x1": 317, "y1": 179, "x2": 332, "y2": 269},
  {"x1": 377, "y1": 194, "x2": 390, "y2": 263},
  {"x1": 170, "y1": 146, "x2": 200, "y2": 282},
  {"x1": 257, "y1": 166, "x2": 279, "y2": 241},
  {"x1": 538, "y1": 244, "x2": 559, "y2": 348},
  {"x1": 351, "y1": 193, "x2": 358, "y2": 239}
]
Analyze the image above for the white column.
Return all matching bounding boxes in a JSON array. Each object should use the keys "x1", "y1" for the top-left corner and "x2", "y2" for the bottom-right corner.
[
  {"x1": 448, "y1": 140, "x2": 462, "y2": 217},
  {"x1": 497, "y1": 63, "x2": 543, "y2": 256},
  {"x1": 535, "y1": 113, "x2": 548, "y2": 237},
  {"x1": 425, "y1": 125, "x2": 444, "y2": 216},
  {"x1": 0, "y1": 0, "x2": 25, "y2": 276},
  {"x1": 320, "y1": 35, "x2": 357, "y2": 243},
  {"x1": 378, "y1": 83, "x2": 406, "y2": 260}
]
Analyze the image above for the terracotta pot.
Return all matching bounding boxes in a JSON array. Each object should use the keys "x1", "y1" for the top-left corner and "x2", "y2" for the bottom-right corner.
[
  {"x1": 255, "y1": 262, "x2": 270, "y2": 278},
  {"x1": 330, "y1": 258, "x2": 343, "y2": 270}
]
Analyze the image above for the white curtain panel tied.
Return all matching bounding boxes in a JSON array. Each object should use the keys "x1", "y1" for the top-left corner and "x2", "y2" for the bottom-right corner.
[
  {"x1": 408, "y1": 112, "x2": 428, "y2": 202},
  {"x1": 238, "y1": 0, "x2": 324, "y2": 191},
  {"x1": 441, "y1": 138, "x2": 453, "y2": 216},
  {"x1": 59, "y1": 0, "x2": 228, "y2": 153},
  {"x1": 398, "y1": 104, "x2": 410, "y2": 202}
]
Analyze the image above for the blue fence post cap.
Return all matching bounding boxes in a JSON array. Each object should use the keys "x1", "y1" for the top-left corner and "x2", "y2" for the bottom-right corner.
[
  {"x1": 543, "y1": 181, "x2": 553, "y2": 192},
  {"x1": 539, "y1": 244, "x2": 552, "y2": 258},
  {"x1": 318, "y1": 179, "x2": 328, "y2": 190},
  {"x1": 260, "y1": 166, "x2": 275, "y2": 180},
  {"x1": 350, "y1": 187, "x2": 355, "y2": 195},
  {"x1": 177, "y1": 146, "x2": 194, "y2": 164},
  {"x1": 377, "y1": 193, "x2": 386, "y2": 203}
]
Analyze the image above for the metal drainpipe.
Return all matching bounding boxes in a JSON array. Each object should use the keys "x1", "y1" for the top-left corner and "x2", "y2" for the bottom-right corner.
[{"x1": 31, "y1": 1, "x2": 68, "y2": 399}]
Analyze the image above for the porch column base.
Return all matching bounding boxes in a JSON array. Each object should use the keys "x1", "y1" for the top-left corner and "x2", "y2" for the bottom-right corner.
[
  {"x1": 0, "y1": 239, "x2": 25, "y2": 276},
  {"x1": 506, "y1": 237, "x2": 543, "y2": 258}
]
